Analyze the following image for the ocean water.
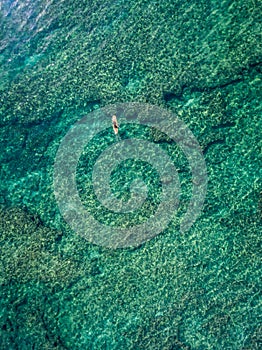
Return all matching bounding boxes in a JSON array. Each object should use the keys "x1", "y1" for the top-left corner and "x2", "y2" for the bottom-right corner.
[{"x1": 0, "y1": 0, "x2": 261, "y2": 349}]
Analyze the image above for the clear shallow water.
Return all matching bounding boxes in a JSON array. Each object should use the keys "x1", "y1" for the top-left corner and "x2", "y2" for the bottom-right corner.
[{"x1": 0, "y1": 0, "x2": 261, "y2": 349}]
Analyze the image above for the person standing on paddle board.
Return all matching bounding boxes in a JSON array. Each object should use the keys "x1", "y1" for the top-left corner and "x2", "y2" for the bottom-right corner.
[{"x1": 112, "y1": 115, "x2": 119, "y2": 135}]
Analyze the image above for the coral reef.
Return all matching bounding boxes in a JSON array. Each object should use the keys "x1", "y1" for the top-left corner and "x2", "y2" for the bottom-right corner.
[{"x1": 0, "y1": 0, "x2": 261, "y2": 348}]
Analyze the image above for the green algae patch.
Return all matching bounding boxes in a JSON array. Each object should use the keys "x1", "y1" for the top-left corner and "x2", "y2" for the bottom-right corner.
[
  {"x1": 0, "y1": 207, "x2": 85, "y2": 348},
  {"x1": 0, "y1": 207, "x2": 75, "y2": 286}
]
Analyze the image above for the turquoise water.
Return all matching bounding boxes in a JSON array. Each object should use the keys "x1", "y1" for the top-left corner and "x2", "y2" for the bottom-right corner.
[{"x1": 0, "y1": 0, "x2": 261, "y2": 349}]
